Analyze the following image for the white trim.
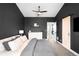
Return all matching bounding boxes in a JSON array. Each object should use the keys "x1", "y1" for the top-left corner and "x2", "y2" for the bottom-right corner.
[{"x1": 57, "y1": 41, "x2": 79, "y2": 56}]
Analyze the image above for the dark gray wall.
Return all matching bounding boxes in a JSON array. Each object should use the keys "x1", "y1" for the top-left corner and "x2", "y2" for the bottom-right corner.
[
  {"x1": 56, "y1": 3, "x2": 79, "y2": 53},
  {"x1": 24, "y1": 17, "x2": 55, "y2": 39},
  {"x1": 0, "y1": 3, "x2": 24, "y2": 39},
  {"x1": 56, "y1": 19, "x2": 62, "y2": 43}
]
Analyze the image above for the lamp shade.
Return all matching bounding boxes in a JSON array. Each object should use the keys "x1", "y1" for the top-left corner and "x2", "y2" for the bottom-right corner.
[{"x1": 19, "y1": 30, "x2": 24, "y2": 34}]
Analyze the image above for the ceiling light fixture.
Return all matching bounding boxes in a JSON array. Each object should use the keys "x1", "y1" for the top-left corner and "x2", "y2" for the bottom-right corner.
[{"x1": 32, "y1": 6, "x2": 47, "y2": 16}]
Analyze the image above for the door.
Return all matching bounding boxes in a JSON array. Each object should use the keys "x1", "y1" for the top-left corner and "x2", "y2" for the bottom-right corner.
[
  {"x1": 47, "y1": 22, "x2": 56, "y2": 41},
  {"x1": 62, "y1": 16, "x2": 71, "y2": 49}
]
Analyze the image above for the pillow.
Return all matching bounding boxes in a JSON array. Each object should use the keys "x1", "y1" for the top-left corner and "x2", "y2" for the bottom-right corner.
[
  {"x1": 20, "y1": 35, "x2": 27, "y2": 42},
  {"x1": 3, "y1": 41, "x2": 11, "y2": 51},
  {"x1": 1, "y1": 35, "x2": 20, "y2": 42},
  {"x1": 2, "y1": 36, "x2": 20, "y2": 51},
  {"x1": 8, "y1": 37, "x2": 23, "y2": 51},
  {"x1": 0, "y1": 42, "x2": 5, "y2": 51}
]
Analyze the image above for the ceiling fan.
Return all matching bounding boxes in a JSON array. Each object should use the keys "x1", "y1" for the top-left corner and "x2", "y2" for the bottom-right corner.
[{"x1": 32, "y1": 6, "x2": 47, "y2": 16}]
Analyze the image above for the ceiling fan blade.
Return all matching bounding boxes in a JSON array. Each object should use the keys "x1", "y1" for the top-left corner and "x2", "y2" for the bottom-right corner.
[
  {"x1": 32, "y1": 10, "x2": 39, "y2": 12},
  {"x1": 33, "y1": 10, "x2": 47, "y2": 12},
  {"x1": 40, "y1": 11, "x2": 47, "y2": 13}
]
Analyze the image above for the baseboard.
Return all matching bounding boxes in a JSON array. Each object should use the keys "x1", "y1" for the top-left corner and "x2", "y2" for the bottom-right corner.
[{"x1": 57, "y1": 41, "x2": 79, "y2": 56}]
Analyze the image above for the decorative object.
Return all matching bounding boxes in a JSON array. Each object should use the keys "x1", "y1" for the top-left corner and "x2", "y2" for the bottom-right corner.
[{"x1": 34, "y1": 23, "x2": 39, "y2": 27}]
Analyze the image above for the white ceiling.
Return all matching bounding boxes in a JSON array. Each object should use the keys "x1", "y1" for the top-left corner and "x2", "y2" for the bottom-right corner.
[{"x1": 16, "y1": 3, "x2": 64, "y2": 17}]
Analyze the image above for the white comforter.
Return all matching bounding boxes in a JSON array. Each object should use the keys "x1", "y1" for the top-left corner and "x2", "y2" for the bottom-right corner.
[{"x1": 0, "y1": 35, "x2": 31, "y2": 56}]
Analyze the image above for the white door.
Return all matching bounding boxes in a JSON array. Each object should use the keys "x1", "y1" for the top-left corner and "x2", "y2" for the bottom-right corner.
[
  {"x1": 62, "y1": 16, "x2": 71, "y2": 49},
  {"x1": 47, "y1": 22, "x2": 56, "y2": 41}
]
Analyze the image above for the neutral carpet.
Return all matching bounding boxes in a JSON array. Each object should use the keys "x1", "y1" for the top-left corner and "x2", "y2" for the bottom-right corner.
[{"x1": 21, "y1": 39, "x2": 76, "y2": 56}]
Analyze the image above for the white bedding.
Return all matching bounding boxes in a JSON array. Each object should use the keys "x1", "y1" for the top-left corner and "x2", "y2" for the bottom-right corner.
[{"x1": 0, "y1": 35, "x2": 30, "y2": 56}]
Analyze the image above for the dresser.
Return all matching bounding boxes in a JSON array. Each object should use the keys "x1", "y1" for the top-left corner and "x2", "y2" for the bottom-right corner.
[{"x1": 28, "y1": 32, "x2": 42, "y2": 40}]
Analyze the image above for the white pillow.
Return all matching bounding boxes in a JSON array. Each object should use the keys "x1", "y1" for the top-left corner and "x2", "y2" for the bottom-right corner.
[
  {"x1": 1, "y1": 35, "x2": 20, "y2": 42},
  {"x1": 8, "y1": 37, "x2": 23, "y2": 51},
  {"x1": 0, "y1": 42, "x2": 5, "y2": 51},
  {"x1": 20, "y1": 35, "x2": 27, "y2": 42}
]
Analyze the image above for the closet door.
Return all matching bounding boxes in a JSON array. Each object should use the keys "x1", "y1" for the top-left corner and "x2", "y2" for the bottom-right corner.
[{"x1": 62, "y1": 16, "x2": 71, "y2": 49}]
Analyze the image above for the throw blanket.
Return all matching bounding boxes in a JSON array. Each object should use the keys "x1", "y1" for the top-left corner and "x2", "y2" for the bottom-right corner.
[{"x1": 20, "y1": 38, "x2": 38, "y2": 56}]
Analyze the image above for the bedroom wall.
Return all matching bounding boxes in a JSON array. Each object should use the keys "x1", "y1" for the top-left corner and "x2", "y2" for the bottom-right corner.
[
  {"x1": 0, "y1": 3, "x2": 24, "y2": 39},
  {"x1": 24, "y1": 17, "x2": 55, "y2": 39},
  {"x1": 56, "y1": 3, "x2": 79, "y2": 53}
]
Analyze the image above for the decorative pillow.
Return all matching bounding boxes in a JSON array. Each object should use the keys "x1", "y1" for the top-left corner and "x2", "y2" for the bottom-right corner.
[
  {"x1": 3, "y1": 41, "x2": 11, "y2": 51},
  {"x1": 0, "y1": 42, "x2": 5, "y2": 51},
  {"x1": 8, "y1": 37, "x2": 23, "y2": 51}
]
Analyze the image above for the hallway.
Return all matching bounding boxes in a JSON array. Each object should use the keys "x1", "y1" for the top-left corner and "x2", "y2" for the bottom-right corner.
[{"x1": 21, "y1": 38, "x2": 76, "y2": 56}]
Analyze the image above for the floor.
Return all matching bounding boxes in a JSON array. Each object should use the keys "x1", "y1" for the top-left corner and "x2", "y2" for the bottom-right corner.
[
  {"x1": 34, "y1": 40, "x2": 57, "y2": 56},
  {"x1": 21, "y1": 38, "x2": 76, "y2": 56}
]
